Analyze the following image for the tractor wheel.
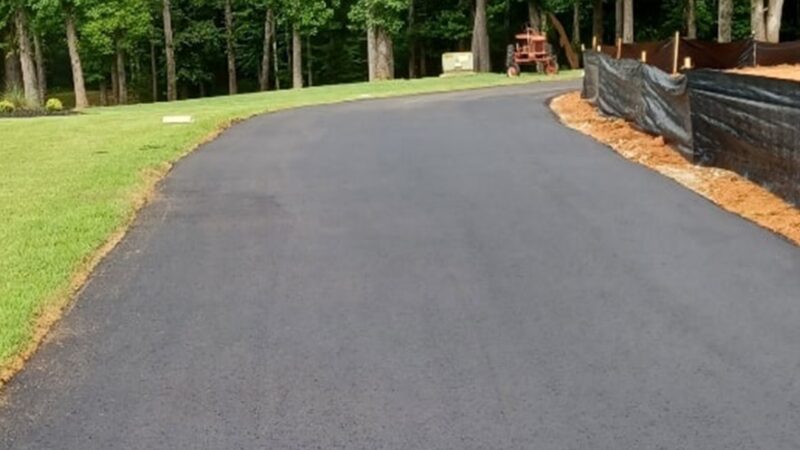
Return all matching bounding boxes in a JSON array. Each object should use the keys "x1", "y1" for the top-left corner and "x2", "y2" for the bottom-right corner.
[
  {"x1": 505, "y1": 44, "x2": 516, "y2": 69},
  {"x1": 507, "y1": 64, "x2": 521, "y2": 78}
]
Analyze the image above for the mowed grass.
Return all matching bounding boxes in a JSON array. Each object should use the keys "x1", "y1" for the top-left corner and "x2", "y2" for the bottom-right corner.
[{"x1": 0, "y1": 71, "x2": 581, "y2": 371}]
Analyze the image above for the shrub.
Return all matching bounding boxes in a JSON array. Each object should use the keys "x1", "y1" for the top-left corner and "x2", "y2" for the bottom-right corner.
[
  {"x1": 0, "y1": 100, "x2": 15, "y2": 113},
  {"x1": 3, "y1": 88, "x2": 27, "y2": 109},
  {"x1": 45, "y1": 98, "x2": 64, "y2": 112}
]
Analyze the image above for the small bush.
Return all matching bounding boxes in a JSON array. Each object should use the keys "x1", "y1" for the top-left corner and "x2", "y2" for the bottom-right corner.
[
  {"x1": 45, "y1": 98, "x2": 64, "y2": 112},
  {"x1": 3, "y1": 88, "x2": 27, "y2": 109},
  {"x1": 0, "y1": 100, "x2": 15, "y2": 113}
]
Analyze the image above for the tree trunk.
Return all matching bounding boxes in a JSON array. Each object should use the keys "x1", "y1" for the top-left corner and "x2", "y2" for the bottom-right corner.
[
  {"x1": 687, "y1": 0, "x2": 697, "y2": 39},
  {"x1": 529, "y1": 1, "x2": 544, "y2": 71},
  {"x1": 408, "y1": 0, "x2": 417, "y2": 78},
  {"x1": 150, "y1": 41, "x2": 158, "y2": 101},
  {"x1": 615, "y1": 0, "x2": 623, "y2": 39},
  {"x1": 529, "y1": 1, "x2": 542, "y2": 32},
  {"x1": 33, "y1": 33, "x2": 46, "y2": 101},
  {"x1": 273, "y1": 18, "x2": 280, "y2": 90},
  {"x1": 367, "y1": 26, "x2": 377, "y2": 81},
  {"x1": 541, "y1": 10, "x2": 548, "y2": 34},
  {"x1": 224, "y1": 0, "x2": 237, "y2": 95},
  {"x1": 306, "y1": 35, "x2": 313, "y2": 87},
  {"x1": 419, "y1": 45, "x2": 427, "y2": 77},
  {"x1": 99, "y1": 80, "x2": 107, "y2": 106},
  {"x1": 259, "y1": 8, "x2": 273, "y2": 91},
  {"x1": 66, "y1": 10, "x2": 87, "y2": 109},
  {"x1": 504, "y1": 0, "x2": 511, "y2": 41},
  {"x1": 15, "y1": 7, "x2": 40, "y2": 107},
  {"x1": 718, "y1": 0, "x2": 733, "y2": 42},
  {"x1": 116, "y1": 41, "x2": 127, "y2": 104},
  {"x1": 292, "y1": 25, "x2": 303, "y2": 89},
  {"x1": 766, "y1": 0, "x2": 785, "y2": 42},
  {"x1": 3, "y1": 27, "x2": 23, "y2": 93},
  {"x1": 3, "y1": 47, "x2": 22, "y2": 92},
  {"x1": 751, "y1": 0, "x2": 766, "y2": 41},
  {"x1": 111, "y1": 61, "x2": 119, "y2": 104},
  {"x1": 408, "y1": 42, "x2": 418, "y2": 79},
  {"x1": 163, "y1": 0, "x2": 177, "y2": 101},
  {"x1": 572, "y1": 0, "x2": 580, "y2": 44},
  {"x1": 374, "y1": 26, "x2": 394, "y2": 80},
  {"x1": 550, "y1": 12, "x2": 580, "y2": 69},
  {"x1": 285, "y1": 25, "x2": 291, "y2": 77},
  {"x1": 622, "y1": 0, "x2": 633, "y2": 43},
  {"x1": 592, "y1": 0, "x2": 603, "y2": 45},
  {"x1": 472, "y1": 0, "x2": 491, "y2": 72}
]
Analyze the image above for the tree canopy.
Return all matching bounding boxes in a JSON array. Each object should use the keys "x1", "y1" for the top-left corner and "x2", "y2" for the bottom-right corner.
[{"x1": 2, "y1": 0, "x2": 799, "y2": 106}]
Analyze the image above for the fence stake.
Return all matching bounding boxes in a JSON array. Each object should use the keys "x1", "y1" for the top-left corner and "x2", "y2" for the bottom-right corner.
[
  {"x1": 683, "y1": 57, "x2": 693, "y2": 70},
  {"x1": 592, "y1": 36, "x2": 597, "y2": 50},
  {"x1": 616, "y1": 38, "x2": 623, "y2": 59},
  {"x1": 672, "y1": 31, "x2": 680, "y2": 75},
  {"x1": 641, "y1": 51, "x2": 647, "y2": 63},
  {"x1": 753, "y1": 39, "x2": 758, "y2": 67}
]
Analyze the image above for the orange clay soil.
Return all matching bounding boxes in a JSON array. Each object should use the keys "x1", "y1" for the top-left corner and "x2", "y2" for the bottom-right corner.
[
  {"x1": 551, "y1": 92, "x2": 800, "y2": 246},
  {"x1": 728, "y1": 64, "x2": 800, "y2": 82}
]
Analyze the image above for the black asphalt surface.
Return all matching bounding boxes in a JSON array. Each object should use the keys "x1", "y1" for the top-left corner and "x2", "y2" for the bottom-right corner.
[{"x1": 2, "y1": 81, "x2": 800, "y2": 449}]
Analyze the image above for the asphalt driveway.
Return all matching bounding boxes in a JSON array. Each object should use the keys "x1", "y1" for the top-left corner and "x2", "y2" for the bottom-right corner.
[{"x1": 2, "y1": 81, "x2": 800, "y2": 449}]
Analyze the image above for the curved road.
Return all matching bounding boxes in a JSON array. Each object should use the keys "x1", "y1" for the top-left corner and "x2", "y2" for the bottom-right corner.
[{"x1": 2, "y1": 82, "x2": 800, "y2": 449}]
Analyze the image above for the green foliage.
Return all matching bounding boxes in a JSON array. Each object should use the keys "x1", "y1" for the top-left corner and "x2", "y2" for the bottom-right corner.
[
  {"x1": 80, "y1": 0, "x2": 153, "y2": 55},
  {"x1": 349, "y1": 0, "x2": 407, "y2": 33},
  {"x1": 732, "y1": 0, "x2": 753, "y2": 40},
  {"x1": 421, "y1": 7, "x2": 470, "y2": 41},
  {"x1": 2, "y1": 88, "x2": 28, "y2": 108},
  {"x1": 281, "y1": 0, "x2": 335, "y2": 32},
  {"x1": 8, "y1": 0, "x2": 800, "y2": 98},
  {"x1": 45, "y1": 97, "x2": 64, "y2": 111},
  {"x1": 0, "y1": 99, "x2": 15, "y2": 113}
]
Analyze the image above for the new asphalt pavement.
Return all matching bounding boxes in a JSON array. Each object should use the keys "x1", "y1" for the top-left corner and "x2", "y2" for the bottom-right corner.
[{"x1": 2, "y1": 81, "x2": 800, "y2": 449}]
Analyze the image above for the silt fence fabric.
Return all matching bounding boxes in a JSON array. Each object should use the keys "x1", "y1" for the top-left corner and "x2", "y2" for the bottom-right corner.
[
  {"x1": 581, "y1": 51, "x2": 600, "y2": 103},
  {"x1": 595, "y1": 53, "x2": 693, "y2": 157},
  {"x1": 687, "y1": 70, "x2": 800, "y2": 204}
]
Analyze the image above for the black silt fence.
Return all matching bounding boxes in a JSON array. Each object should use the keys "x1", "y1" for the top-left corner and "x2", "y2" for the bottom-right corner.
[
  {"x1": 600, "y1": 38, "x2": 800, "y2": 72},
  {"x1": 582, "y1": 51, "x2": 600, "y2": 103},
  {"x1": 755, "y1": 41, "x2": 800, "y2": 66},
  {"x1": 640, "y1": 66, "x2": 692, "y2": 155},
  {"x1": 586, "y1": 52, "x2": 693, "y2": 157},
  {"x1": 581, "y1": 50, "x2": 800, "y2": 205},
  {"x1": 687, "y1": 71, "x2": 800, "y2": 205},
  {"x1": 597, "y1": 54, "x2": 643, "y2": 122}
]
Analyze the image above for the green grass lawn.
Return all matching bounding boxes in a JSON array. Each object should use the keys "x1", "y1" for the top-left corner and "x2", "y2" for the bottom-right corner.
[{"x1": 0, "y1": 71, "x2": 581, "y2": 375}]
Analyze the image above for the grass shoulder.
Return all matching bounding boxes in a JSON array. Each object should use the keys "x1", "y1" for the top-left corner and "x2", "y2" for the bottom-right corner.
[{"x1": 0, "y1": 72, "x2": 581, "y2": 385}]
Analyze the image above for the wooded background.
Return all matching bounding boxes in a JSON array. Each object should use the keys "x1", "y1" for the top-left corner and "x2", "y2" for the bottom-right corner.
[{"x1": 2, "y1": 0, "x2": 799, "y2": 107}]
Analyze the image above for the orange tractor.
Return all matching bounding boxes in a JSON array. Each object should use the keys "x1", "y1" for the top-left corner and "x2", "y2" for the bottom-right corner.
[{"x1": 506, "y1": 27, "x2": 559, "y2": 76}]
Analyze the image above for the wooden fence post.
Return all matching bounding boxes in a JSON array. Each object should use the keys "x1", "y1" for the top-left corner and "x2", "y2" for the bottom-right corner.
[{"x1": 672, "y1": 32, "x2": 680, "y2": 74}]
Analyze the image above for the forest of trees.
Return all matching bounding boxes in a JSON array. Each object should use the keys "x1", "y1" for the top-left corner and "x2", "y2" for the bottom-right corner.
[{"x1": 2, "y1": 0, "x2": 799, "y2": 108}]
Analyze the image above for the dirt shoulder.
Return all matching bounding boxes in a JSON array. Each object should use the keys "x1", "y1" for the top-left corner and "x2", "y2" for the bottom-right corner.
[
  {"x1": 551, "y1": 92, "x2": 800, "y2": 246},
  {"x1": 727, "y1": 64, "x2": 800, "y2": 82}
]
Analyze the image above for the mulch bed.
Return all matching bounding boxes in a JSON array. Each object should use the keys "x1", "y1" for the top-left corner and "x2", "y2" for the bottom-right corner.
[
  {"x1": 0, "y1": 110, "x2": 78, "y2": 119},
  {"x1": 551, "y1": 91, "x2": 800, "y2": 246}
]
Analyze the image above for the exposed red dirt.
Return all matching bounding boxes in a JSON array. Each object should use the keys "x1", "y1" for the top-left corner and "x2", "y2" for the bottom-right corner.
[{"x1": 551, "y1": 92, "x2": 800, "y2": 246}]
